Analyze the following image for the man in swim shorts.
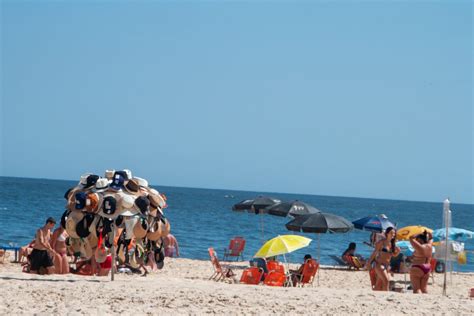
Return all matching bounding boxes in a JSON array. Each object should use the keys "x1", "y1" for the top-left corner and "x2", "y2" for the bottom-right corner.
[{"x1": 30, "y1": 217, "x2": 56, "y2": 274}]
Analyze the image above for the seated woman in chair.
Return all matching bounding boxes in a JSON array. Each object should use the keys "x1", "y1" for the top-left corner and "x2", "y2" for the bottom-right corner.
[
  {"x1": 342, "y1": 242, "x2": 366, "y2": 268},
  {"x1": 249, "y1": 257, "x2": 268, "y2": 281}
]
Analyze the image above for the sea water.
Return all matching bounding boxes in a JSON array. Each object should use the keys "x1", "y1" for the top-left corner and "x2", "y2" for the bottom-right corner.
[{"x1": 1, "y1": 176, "x2": 473, "y2": 272}]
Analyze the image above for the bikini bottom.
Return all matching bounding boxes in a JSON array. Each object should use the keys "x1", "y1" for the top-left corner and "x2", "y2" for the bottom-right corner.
[{"x1": 412, "y1": 264, "x2": 431, "y2": 275}]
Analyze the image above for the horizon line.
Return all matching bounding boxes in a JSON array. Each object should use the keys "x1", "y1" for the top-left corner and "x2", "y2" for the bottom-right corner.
[{"x1": 1, "y1": 175, "x2": 472, "y2": 207}]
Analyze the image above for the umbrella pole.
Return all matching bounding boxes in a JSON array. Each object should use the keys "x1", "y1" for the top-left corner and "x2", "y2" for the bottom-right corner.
[
  {"x1": 317, "y1": 233, "x2": 320, "y2": 286},
  {"x1": 443, "y1": 227, "x2": 449, "y2": 296},
  {"x1": 111, "y1": 225, "x2": 115, "y2": 282}
]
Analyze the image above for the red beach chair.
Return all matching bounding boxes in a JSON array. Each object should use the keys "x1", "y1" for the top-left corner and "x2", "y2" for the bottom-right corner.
[
  {"x1": 240, "y1": 267, "x2": 264, "y2": 285},
  {"x1": 208, "y1": 247, "x2": 235, "y2": 282},
  {"x1": 295, "y1": 259, "x2": 319, "y2": 287},
  {"x1": 263, "y1": 270, "x2": 287, "y2": 287},
  {"x1": 267, "y1": 261, "x2": 285, "y2": 274},
  {"x1": 223, "y1": 237, "x2": 246, "y2": 261},
  {"x1": 430, "y1": 258, "x2": 437, "y2": 283}
]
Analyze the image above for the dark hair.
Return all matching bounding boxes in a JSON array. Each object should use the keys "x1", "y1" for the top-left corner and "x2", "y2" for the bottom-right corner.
[
  {"x1": 416, "y1": 230, "x2": 429, "y2": 244},
  {"x1": 304, "y1": 254, "x2": 312, "y2": 261},
  {"x1": 384, "y1": 227, "x2": 396, "y2": 252},
  {"x1": 46, "y1": 217, "x2": 56, "y2": 224},
  {"x1": 348, "y1": 242, "x2": 356, "y2": 250}
]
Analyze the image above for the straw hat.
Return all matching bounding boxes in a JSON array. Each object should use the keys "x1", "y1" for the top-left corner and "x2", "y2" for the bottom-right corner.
[
  {"x1": 93, "y1": 178, "x2": 110, "y2": 193},
  {"x1": 133, "y1": 176, "x2": 149, "y2": 188},
  {"x1": 148, "y1": 191, "x2": 166, "y2": 209},
  {"x1": 133, "y1": 218, "x2": 149, "y2": 239},
  {"x1": 120, "y1": 193, "x2": 136, "y2": 209},
  {"x1": 104, "y1": 169, "x2": 115, "y2": 180},
  {"x1": 124, "y1": 217, "x2": 138, "y2": 240},
  {"x1": 78, "y1": 173, "x2": 92, "y2": 187},
  {"x1": 65, "y1": 211, "x2": 84, "y2": 239},
  {"x1": 147, "y1": 219, "x2": 163, "y2": 241},
  {"x1": 124, "y1": 179, "x2": 140, "y2": 195}
]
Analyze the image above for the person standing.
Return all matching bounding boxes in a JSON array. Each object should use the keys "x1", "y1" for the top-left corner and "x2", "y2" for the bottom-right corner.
[
  {"x1": 30, "y1": 217, "x2": 57, "y2": 274},
  {"x1": 163, "y1": 234, "x2": 180, "y2": 257},
  {"x1": 366, "y1": 227, "x2": 399, "y2": 291},
  {"x1": 409, "y1": 231, "x2": 433, "y2": 293}
]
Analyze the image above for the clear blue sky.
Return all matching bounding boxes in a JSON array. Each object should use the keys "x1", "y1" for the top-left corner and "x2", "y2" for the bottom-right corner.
[{"x1": 1, "y1": 1, "x2": 472, "y2": 203}]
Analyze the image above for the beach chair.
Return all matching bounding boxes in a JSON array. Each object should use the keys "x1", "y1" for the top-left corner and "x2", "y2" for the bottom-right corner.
[
  {"x1": 430, "y1": 258, "x2": 437, "y2": 283},
  {"x1": 295, "y1": 259, "x2": 319, "y2": 287},
  {"x1": 208, "y1": 247, "x2": 235, "y2": 282},
  {"x1": 223, "y1": 237, "x2": 246, "y2": 261},
  {"x1": 263, "y1": 270, "x2": 287, "y2": 287},
  {"x1": 240, "y1": 267, "x2": 264, "y2": 285},
  {"x1": 343, "y1": 255, "x2": 363, "y2": 270},
  {"x1": 267, "y1": 261, "x2": 285, "y2": 274}
]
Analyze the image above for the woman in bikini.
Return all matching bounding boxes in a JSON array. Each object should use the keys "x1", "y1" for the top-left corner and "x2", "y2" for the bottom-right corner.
[
  {"x1": 50, "y1": 226, "x2": 69, "y2": 274},
  {"x1": 409, "y1": 230, "x2": 433, "y2": 293},
  {"x1": 366, "y1": 227, "x2": 399, "y2": 291}
]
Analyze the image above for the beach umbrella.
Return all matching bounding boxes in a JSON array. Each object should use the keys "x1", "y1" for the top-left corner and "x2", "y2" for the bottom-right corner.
[
  {"x1": 263, "y1": 200, "x2": 321, "y2": 218},
  {"x1": 285, "y1": 212, "x2": 353, "y2": 285},
  {"x1": 396, "y1": 240, "x2": 436, "y2": 257},
  {"x1": 432, "y1": 227, "x2": 474, "y2": 242},
  {"x1": 232, "y1": 196, "x2": 281, "y2": 213},
  {"x1": 254, "y1": 235, "x2": 312, "y2": 258},
  {"x1": 232, "y1": 196, "x2": 282, "y2": 241},
  {"x1": 352, "y1": 214, "x2": 395, "y2": 233},
  {"x1": 396, "y1": 225, "x2": 433, "y2": 241}
]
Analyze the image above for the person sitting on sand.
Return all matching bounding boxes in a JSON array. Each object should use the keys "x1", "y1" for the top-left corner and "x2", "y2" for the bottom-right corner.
[
  {"x1": 29, "y1": 217, "x2": 57, "y2": 274},
  {"x1": 341, "y1": 242, "x2": 366, "y2": 268},
  {"x1": 50, "y1": 226, "x2": 69, "y2": 274},
  {"x1": 409, "y1": 230, "x2": 433, "y2": 294},
  {"x1": 163, "y1": 234, "x2": 180, "y2": 257},
  {"x1": 366, "y1": 227, "x2": 400, "y2": 291},
  {"x1": 290, "y1": 254, "x2": 312, "y2": 286},
  {"x1": 18, "y1": 240, "x2": 35, "y2": 263}
]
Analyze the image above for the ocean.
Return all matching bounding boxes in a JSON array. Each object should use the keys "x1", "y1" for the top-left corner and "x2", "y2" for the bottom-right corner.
[{"x1": 1, "y1": 176, "x2": 473, "y2": 272}]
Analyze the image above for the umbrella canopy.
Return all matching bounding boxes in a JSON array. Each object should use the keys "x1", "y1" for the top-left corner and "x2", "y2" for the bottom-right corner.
[
  {"x1": 432, "y1": 227, "x2": 474, "y2": 242},
  {"x1": 254, "y1": 235, "x2": 312, "y2": 258},
  {"x1": 263, "y1": 200, "x2": 321, "y2": 218},
  {"x1": 286, "y1": 212, "x2": 353, "y2": 233},
  {"x1": 232, "y1": 196, "x2": 282, "y2": 214},
  {"x1": 396, "y1": 240, "x2": 436, "y2": 257},
  {"x1": 396, "y1": 225, "x2": 433, "y2": 241},
  {"x1": 352, "y1": 214, "x2": 395, "y2": 233}
]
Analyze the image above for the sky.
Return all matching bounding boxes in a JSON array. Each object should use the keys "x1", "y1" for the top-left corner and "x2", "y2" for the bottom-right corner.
[{"x1": 1, "y1": 0, "x2": 472, "y2": 204}]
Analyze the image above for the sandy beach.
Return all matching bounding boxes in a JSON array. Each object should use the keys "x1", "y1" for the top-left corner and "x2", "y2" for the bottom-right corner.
[{"x1": 1, "y1": 252, "x2": 473, "y2": 315}]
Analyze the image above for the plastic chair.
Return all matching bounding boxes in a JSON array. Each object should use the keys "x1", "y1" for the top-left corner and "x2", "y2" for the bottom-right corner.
[
  {"x1": 223, "y1": 237, "x2": 246, "y2": 261},
  {"x1": 295, "y1": 259, "x2": 319, "y2": 287},
  {"x1": 240, "y1": 267, "x2": 264, "y2": 285},
  {"x1": 267, "y1": 261, "x2": 285, "y2": 274},
  {"x1": 208, "y1": 247, "x2": 235, "y2": 282},
  {"x1": 263, "y1": 270, "x2": 287, "y2": 287},
  {"x1": 430, "y1": 258, "x2": 437, "y2": 283}
]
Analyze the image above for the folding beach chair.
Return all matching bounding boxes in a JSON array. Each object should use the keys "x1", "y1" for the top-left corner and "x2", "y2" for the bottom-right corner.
[
  {"x1": 223, "y1": 237, "x2": 246, "y2": 261},
  {"x1": 240, "y1": 267, "x2": 264, "y2": 285},
  {"x1": 208, "y1": 247, "x2": 235, "y2": 282},
  {"x1": 295, "y1": 259, "x2": 319, "y2": 287},
  {"x1": 263, "y1": 270, "x2": 288, "y2": 287},
  {"x1": 343, "y1": 255, "x2": 364, "y2": 270},
  {"x1": 267, "y1": 261, "x2": 285, "y2": 274}
]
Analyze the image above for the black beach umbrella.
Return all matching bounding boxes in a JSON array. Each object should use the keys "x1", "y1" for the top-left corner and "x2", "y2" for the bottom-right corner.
[
  {"x1": 285, "y1": 212, "x2": 353, "y2": 285},
  {"x1": 264, "y1": 200, "x2": 321, "y2": 218},
  {"x1": 232, "y1": 196, "x2": 282, "y2": 241},
  {"x1": 232, "y1": 196, "x2": 282, "y2": 214}
]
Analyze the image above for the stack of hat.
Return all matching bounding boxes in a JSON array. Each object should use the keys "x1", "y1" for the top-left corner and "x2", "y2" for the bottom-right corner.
[{"x1": 62, "y1": 169, "x2": 170, "y2": 269}]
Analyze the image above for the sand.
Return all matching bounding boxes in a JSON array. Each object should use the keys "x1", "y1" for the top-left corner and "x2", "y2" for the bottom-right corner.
[{"x1": 1, "y1": 252, "x2": 473, "y2": 315}]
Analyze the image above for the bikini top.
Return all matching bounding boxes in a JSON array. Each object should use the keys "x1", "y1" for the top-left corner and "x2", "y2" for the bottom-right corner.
[
  {"x1": 57, "y1": 233, "x2": 66, "y2": 242},
  {"x1": 381, "y1": 247, "x2": 392, "y2": 253}
]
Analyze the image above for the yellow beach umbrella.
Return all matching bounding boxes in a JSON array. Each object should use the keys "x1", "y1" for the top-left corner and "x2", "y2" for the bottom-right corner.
[
  {"x1": 254, "y1": 234, "x2": 312, "y2": 258},
  {"x1": 396, "y1": 225, "x2": 433, "y2": 241}
]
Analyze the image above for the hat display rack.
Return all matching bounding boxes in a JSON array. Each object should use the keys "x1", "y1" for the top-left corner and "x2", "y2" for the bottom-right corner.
[{"x1": 62, "y1": 169, "x2": 170, "y2": 281}]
